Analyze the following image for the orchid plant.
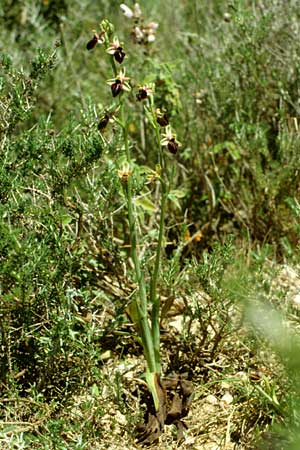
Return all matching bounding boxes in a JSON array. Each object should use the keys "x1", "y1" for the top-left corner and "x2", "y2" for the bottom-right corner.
[{"x1": 86, "y1": 3, "x2": 181, "y2": 430}]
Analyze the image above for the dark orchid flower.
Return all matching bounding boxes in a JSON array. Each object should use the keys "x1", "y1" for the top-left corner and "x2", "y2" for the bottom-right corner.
[
  {"x1": 86, "y1": 31, "x2": 104, "y2": 50},
  {"x1": 161, "y1": 126, "x2": 181, "y2": 154},
  {"x1": 107, "y1": 70, "x2": 131, "y2": 98},
  {"x1": 107, "y1": 38, "x2": 126, "y2": 64}
]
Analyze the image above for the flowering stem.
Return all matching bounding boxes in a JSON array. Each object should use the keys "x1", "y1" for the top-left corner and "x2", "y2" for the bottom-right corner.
[
  {"x1": 110, "y1": 55, "x2": 117, "y2": 78},
  {"x1": 150, "y1": 187, "x2": 167, "y2": 373},
  {"x1": 150, "y1": 124, "x2": 169, "y2": 373},
  {"x1": 120, "y1": 100, "x2": 158, "y2": 374}
]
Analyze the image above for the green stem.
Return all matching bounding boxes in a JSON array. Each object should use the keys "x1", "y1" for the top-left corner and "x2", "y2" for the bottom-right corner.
[
  {"x1": 110, "y1": 55, "x2": 117, "y2": 78},
  {"x1": 149, "y1": 123, "x2": 169, "y2": 373},
  {"x1": 120, "y1": 101, "x2": 157, "y2": 374},
  {"x1": 150, "y1": 188, "x2": 167, "y2": 373}
]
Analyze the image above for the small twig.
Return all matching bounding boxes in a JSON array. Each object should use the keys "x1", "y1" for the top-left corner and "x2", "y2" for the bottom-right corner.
[
  {"x1": 225, "y1": 406, "x2": 235, "y2": 445},
  {"x1": 0, "y1": 421, "x2": 34, "y2": 426}
]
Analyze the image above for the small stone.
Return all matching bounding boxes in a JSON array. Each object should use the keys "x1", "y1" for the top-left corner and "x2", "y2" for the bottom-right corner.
[
  {"x1": 221, "y1": 391, "x2": 233, "y2": 405},
  {"x1": 236, "y1": 371, "x2": 248, "y2": 382},
  {"x1": 206, "y1": 394, "x2": 218, "y2": 405},
  {"x1": 293, "y1": 294, "x2": 300, "y2": 305},
  {"x1": 221, "y1": 381, "x2": 230, "y2": 390},
  {"x1": 169, "y1": 316, "x2": 183, "y2": 333},
  {"x1": 115, "y1": 410, "x2": 127, "y2": 426},
  {"x1": 100, "y1": 350, "x2": 112, "y2": 361}
]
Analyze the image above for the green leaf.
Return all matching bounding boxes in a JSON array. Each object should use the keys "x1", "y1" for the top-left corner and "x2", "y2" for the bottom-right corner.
[
  {"x1": 61, "y1": 214, "x2": 72, "y2": 225},
  {"x1": 145, "y1": 372, "x2": 160, "y2": 411},
  {"x1": 126, "y1": 299, "x2": 143, "y2": 338},
  {"x1": 134, "y1": 196, "x2": 156, "y2": 212},
  {"x1": 168, "y1": 189, "x2": 187, "y2": 209},
  {"x1": 127, "y1": 299, "x2": 140, "y2": 326},
  {"x1": 211, "y1": 141, "x2": 241, "y2": 160},
  {"x1": 91, "y1": 383, "x2": 100, "y2": 397},
  {"x1": 169, "y1": 189, "x2": 187, "y2": 199}
]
